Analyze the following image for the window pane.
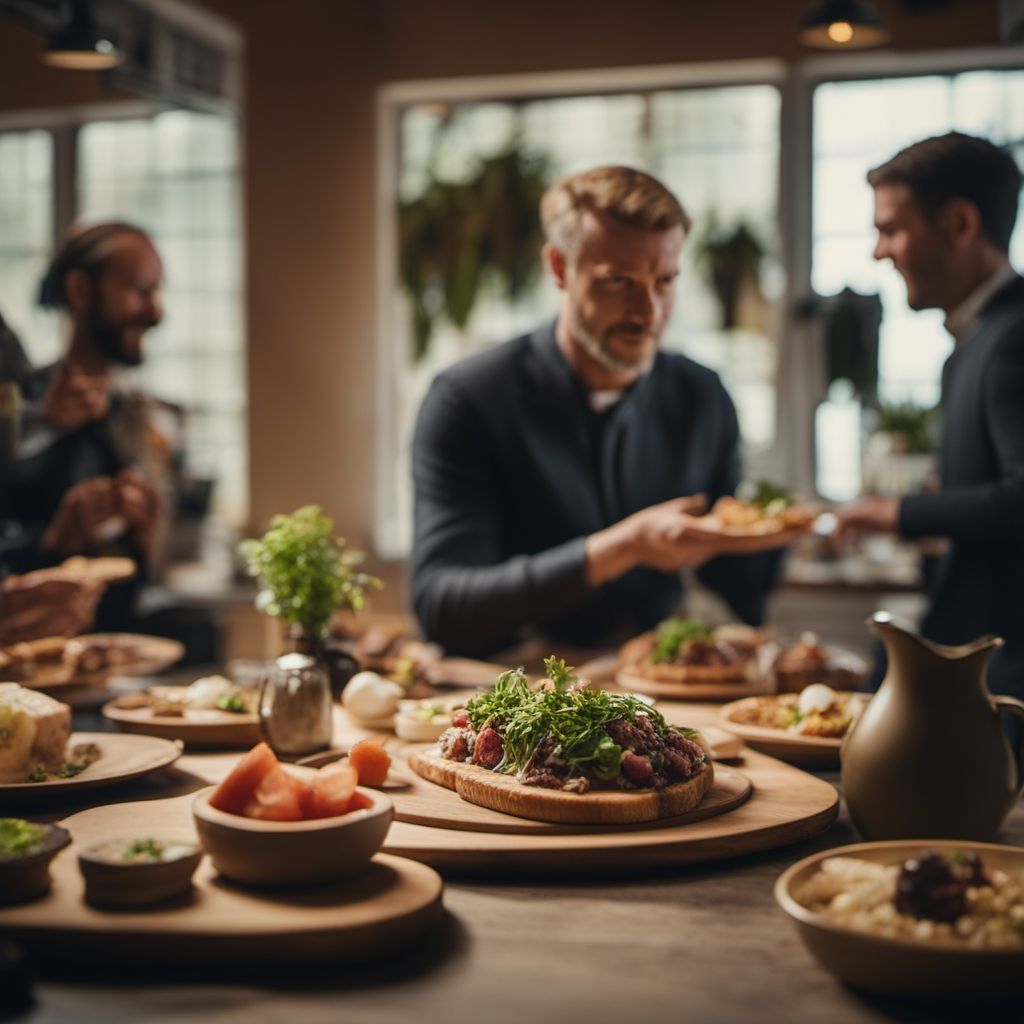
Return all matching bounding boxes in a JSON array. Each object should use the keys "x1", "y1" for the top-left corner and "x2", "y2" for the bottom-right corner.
[
  {"x1": 0, "y1": 130, "x2": 58, "y2": 368},
  {"x1": 78, "y1": 112, "x2": 246, "y2": 522}
]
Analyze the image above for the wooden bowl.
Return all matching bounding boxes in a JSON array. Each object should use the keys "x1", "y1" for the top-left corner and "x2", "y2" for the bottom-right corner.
[
  {"x1": 78, "y1": 838, "x2": 202, "y2": 908},
  {"x1": 0, "y1": 822, "x2": 71, "y2": 906},
  {"x1": 775, "y1": 840, "x2": 1024, "y2": 1000},
  {"x1": 191, "y1": 787, "x2": 393, "y2": 888}
]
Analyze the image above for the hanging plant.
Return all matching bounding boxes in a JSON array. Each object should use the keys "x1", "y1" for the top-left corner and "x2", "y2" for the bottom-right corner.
[
  {"x1": 399, "y1": 139, "x2": 550, "y2": 361},
  {"x1": 692, "y1": 214, "x2": 767, "y2": 331}
]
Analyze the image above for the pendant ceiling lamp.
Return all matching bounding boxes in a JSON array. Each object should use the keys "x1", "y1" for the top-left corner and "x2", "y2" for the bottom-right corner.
[
  {"x1": 42, "y1": 0, "x2": 123, "y2": 70},
  {"x1": 800, "y1": 0, "x2": 891, "y2": 49}
]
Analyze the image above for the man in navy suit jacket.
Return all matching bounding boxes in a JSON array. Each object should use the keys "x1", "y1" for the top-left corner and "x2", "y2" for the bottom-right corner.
[
  {"x1": 836, "y1": 133, "x2": 1024, "y2": 711},
  {"x1": 411, "y1": 167, "x2": 786, "y2": 657}
]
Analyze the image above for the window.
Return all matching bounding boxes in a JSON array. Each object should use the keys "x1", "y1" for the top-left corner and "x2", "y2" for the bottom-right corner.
[
  {"x1": 0, "y1": 130, "x2": 57, "y2": 364},
  {"x1": 78, "y1": 110, "x2": 247, "y2": 522},
  {"x1": 811, "y1": 68, "x2": 1024, "y2": 498},
  {"x1": 382, "y1": 78, "x2": 782, "y2": 556},
  {"x1": 0, "y1": 109, "x2": 246, "y2": 524}
]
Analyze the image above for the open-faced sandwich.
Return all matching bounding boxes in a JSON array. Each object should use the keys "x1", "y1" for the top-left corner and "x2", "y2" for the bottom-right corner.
[
  {"x1": 0, "y1": 683, "x2": 99, "y2": 783},
  {"x1": 618, "y1": 616, "x2": 765, "y2": 685},
  {"x1": 410, "y1": 658, "x2": 714, "y2": 824},
  {"x1": 704, "y1": 480, "x2": 816, "y2": 536}
]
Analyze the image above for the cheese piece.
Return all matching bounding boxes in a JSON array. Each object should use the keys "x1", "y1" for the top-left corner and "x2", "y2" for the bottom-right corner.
[{"x1": 0, "y1": 683, "x2": 72, "y2": 780}]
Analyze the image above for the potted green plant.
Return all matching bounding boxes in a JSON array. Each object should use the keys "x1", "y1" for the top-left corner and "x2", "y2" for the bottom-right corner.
[{"x1": 240, "y1": 505, "x2": 381, "y2": 700}]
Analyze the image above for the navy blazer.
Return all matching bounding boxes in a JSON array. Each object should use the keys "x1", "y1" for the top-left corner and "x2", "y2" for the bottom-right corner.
[
  {"x1": 900, "y1": 275, "x2": 1024, "y2": 698},
  {"x1": 411, "y1": 320, "x2": 779, "y2": 657}
]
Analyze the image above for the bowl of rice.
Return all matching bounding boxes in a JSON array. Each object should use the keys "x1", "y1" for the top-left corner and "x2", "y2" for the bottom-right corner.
[{"x1": 775, "y1": 840, "x2": 1024, "y2": 999}]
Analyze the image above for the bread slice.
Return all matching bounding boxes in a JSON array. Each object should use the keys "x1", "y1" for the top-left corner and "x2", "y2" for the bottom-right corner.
[
  {"x1": 0, "y1": 683, "x2": 71, "y2": 781},
  {"x1": 409, "y1": 748, "x2": 714, "y2": 825}
]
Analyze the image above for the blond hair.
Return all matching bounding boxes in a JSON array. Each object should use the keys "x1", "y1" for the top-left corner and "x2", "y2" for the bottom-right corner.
[{"x1": 540, "y1": 166, "x2": 691, "y2": 259}]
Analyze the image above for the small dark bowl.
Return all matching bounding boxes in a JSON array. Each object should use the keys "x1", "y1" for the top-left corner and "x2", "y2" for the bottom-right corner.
[
  {"x1": 0, "y1": 823, "x2": 72, "y2": 907},
  {"x1": 79, "y1": 838, "x2": 202, "y2": 909}
]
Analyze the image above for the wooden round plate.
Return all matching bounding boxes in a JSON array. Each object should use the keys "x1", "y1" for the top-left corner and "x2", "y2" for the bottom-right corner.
[
  {"x1": 381, "y1": 747, "x2": 838, "y2": 874},
  {"x1": 22, "y1": 634, "x2": 186, "y2": 689},
  {"x1": 719, "y1": 693, "x2": 865, "y2": 768},
  {"x1": 0, "y1": 793, "x2": 444, "y2": 967},
  {"x1": 616, "y1": 667, "x2": 769, "y2": 702},
  {"x1": 0, "y1": 732, "x2": 182, "y2": 796},
  {"x1": 102, "y1": 694, "x2": 262, "y2": 749},
  {"x1": 402, "y1": 749, "x2": 748, "y2": 834}
]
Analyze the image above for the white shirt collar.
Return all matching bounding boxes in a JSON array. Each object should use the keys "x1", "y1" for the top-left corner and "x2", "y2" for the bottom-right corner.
[
  {"x1": 944, "y1": 263, "x2": 1019, "y2": 345},
  {"x1": 588, "y1": 389, "x2": 625, "y2": 413}
]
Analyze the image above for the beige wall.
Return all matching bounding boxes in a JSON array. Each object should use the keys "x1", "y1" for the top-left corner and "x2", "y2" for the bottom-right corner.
[{"x1": 0, "y1": 0, "x2": 1006, "y2": 608}]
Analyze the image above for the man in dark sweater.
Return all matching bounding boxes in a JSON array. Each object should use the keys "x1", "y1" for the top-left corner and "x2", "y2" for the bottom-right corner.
[
  {"x1": 835, "y1": 133, "x2": 1024, "y2": 710},
  {"x1": 411, "y1": 166, "x2": 788, "y2": 658}
]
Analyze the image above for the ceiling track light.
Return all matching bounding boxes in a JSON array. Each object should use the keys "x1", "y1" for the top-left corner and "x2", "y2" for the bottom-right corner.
[
  {"x1": 43, "y1": 0, "x2": 123, "y2": 70},
  {"x1": 800, "y1": 0, "x2": 891, "y2": 50}
]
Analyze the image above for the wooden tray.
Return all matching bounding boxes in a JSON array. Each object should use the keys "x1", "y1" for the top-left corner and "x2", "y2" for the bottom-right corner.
[
  {"x1": 0, "y1": 794, "x2": 444, "y2": 967},
  {"x1": 617, "y1": 668, "x2": 769, "y2": 702},
  {"x1": 719, "y1": 695, "x2": 856, "y2": 768},
  {"x1": 395, "y1": 752, "x2": 747, "y2": 834},
  {"x1": 102, "y1": 697, "x2": 262, "y2": 750},
  {"x1": 381, "y1": 748, "x2": 839, "y2": 873},
  {"x1": 0, "y1": 732, "x2": 182, "y2": 797}
]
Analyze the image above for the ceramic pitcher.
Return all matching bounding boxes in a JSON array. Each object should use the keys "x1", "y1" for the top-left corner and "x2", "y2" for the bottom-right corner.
[{"x1": 841, "y1": 612, "x2": 1024, "y2": 841}]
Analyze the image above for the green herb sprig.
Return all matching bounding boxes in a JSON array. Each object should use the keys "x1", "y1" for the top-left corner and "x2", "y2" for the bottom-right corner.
[
  {"x1": 239, "y1": 505, "x2": 382, "y2": 638},
  {"x1": 464, "y1": 659, "x2": 695, "y2": 782},
  {"x1": 0, "y1": 818, "x2": 45, "y2": 856},
  {"x1": 651, "y1": 617, "x2": 712, "y2": 664}
]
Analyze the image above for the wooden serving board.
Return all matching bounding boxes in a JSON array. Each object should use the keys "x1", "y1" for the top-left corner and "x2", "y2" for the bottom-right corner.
[
  {"x1": 102, "y1": 698, "x2": 263, "y2": 750},
  {"x1": 0, "y1": 793, "x2": 444, "y2": 967},
  {"x1": 396, "y1": 752, "x2": 747, "y2": 834},
  {"x1": 617, "y1": 668, "x2": 769, "y2": 702},
  {"x1": 381, "y1": 748, "x2": 839, "y2": 874}
]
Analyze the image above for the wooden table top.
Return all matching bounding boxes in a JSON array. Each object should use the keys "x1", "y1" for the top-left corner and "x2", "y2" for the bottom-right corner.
[{"x1": 10, "y1": 699, "x2": 1022, "y2": 1024}]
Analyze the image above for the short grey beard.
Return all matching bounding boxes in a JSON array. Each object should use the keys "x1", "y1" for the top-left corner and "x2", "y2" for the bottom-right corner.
[{"x1": 574, "y1": 323, "x2": 655, "y2": 380}]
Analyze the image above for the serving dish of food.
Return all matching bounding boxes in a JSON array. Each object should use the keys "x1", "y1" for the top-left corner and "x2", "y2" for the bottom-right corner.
[
  {"x1": 616, "y1": 617, "x2": 771, "y2": 700},
  {"x1": 0, "y1": 818, "x2": 71, "y2": 906},
  {"x1": 772, "y1": 633, "x2": 868, "y2": 693},
  {"x1": 409, "y1": 658, "x2": 714, "y2": 825},
  {"x1": 775, "y1": 840, "x2": 1024, "y2": 998},
  {"x1": 79, "y1": 837, "x2": 202, "y2": 909},
  {"x1": 686, "y1": 482, "x2": 816, "y2": 552},
  {"x1": 719, "y1": 684, "x2": 869, "y2": 767},
  {"x1": 0, "y1": 633, "x2": 185, "y2": 688},
  {"x1": 102, "y1": 675, "x2": 262, "y2": 748},
  {"x1": 0, "y1": 683, "x2": 181, "y2": 794}
]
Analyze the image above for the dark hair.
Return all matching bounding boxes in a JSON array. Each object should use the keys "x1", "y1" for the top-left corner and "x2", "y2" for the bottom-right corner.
[
  {"x1": 867, "y1": 132, "x2": 1021, "y2": 252},
  {"x1": 38, "y1": 221, "x2": 153, "y2": 309}
]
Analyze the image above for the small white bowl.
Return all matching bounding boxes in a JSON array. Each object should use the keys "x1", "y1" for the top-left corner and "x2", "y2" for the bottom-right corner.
[{"x1": 191, "y1": 786, "x2": 393, "y2": 888}]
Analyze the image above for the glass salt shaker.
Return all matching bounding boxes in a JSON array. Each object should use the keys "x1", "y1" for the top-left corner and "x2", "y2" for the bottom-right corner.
[{"x1": 259, "y1": 652, "x2": 332, "y2": 757}]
